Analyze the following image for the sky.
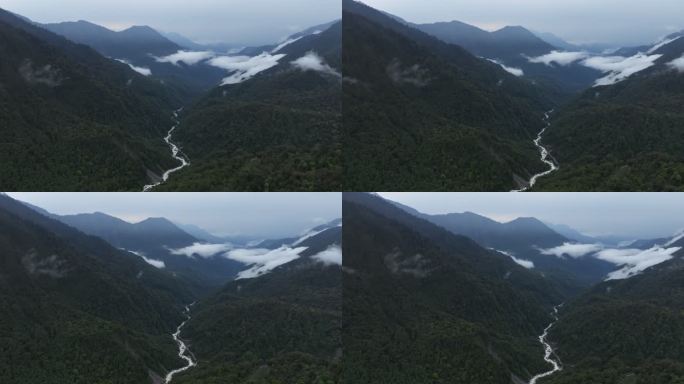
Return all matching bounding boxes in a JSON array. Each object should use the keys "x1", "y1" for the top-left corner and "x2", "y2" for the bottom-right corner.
[
  {"x1": 0, "y1": 0, "x2": 340, "y2": 45},
  {"x1": 379, "y1": 193, "x2": 684, "y2": 239},
  {"x1": 362, "y1": 0, "x2": 684, "y2": 46},
  {"x1": 7, "y1": 193, "x2": 341, "y2": 239}
]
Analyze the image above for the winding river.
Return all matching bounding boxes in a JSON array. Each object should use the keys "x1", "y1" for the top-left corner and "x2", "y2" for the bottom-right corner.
[
  {"x1": 529, "y1": 305, "x2": 563, "y2": 384},
  {"x1": 512, "y1": 110, "x2": 558, "y2": 192},
  {"x1": 165, "y1": 304, "x2": 196, "y2": 383},
  {"x1": 143, "y1": 108, "x2": 190, "y2": 192}
]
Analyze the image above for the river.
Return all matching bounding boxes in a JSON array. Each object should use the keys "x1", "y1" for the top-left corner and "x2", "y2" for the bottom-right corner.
[
  {"x1": 143, "y1": 108, "x2": 190, "y2": 192},
  {"x1": 165, "y1": 304, "x2": 196, "y2": 383},
  {"x1": 529, "y1": 304, "x2": 563, "y2": 384},
  {"x1": 512, "y1": 110, "x2": 558, "y2": 192}
]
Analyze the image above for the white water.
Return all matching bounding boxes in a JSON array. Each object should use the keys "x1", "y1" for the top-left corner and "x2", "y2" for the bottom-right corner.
[
  {"x1": 512, "y1": 110, "x2": 558, "y2": 192},
  {"x1": 529, "y1": 305, "x2": 563, "y2": 384},
  {"x1": 143, "y1": 108, "x2": 190, "y2": 192},
  {"x1": 165, "y1": 304, "x2": 197, "y2": 383}
]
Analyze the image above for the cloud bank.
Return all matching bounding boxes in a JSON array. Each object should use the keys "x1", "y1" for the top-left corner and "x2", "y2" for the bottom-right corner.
[
  {"x1": 493, "y1": 249, "x2": 534, "y2": 269},
  {"x1": 312, "y1": 244, "x2": 342, "y2": 266},
  {"x1": 115, "y1": 59, "x2": 152, "y2": 76},
  {"x1": 583, "y1": 53, "x2": 662, "y2": 86},
  {"x1": 226, "y1": 246, "x2": 307, "y2": 279},
  {"x1": 597, "y1": 246, "x2": 681, "y2": 280},
  {"x1": 127, "y1": 250, "x2": 165, "y2": 269},
  {"x1": 648, "y1": 36, "x2": 682, "y2": 54},
  {"x1": 169, "y1": 243, "x2": 233, "y2": 258},
  {"x1": 667, "y1": 54, "x2": 684, "y2": 72},
  {"x1": 539, "y1": 242, "x2": 603, "y2": 258},
  {"x1": 155, "y1": 50, "x2": 215, "y2": 66},
  {"x1": 486, "y1": 58, "x2": 524, "y2": 76},
  {"x1": 208, "y1": 53, "x2": 285, "y2": 85},
  {"x1": 527, "y1": 51, "x2": 589, "y2": 66},
  {"x1": 272, "y1": 36, "x2": 303, "y2": 53},
  {"x1": 291, "y1": 51, "x2": 341, "y2": 77}
]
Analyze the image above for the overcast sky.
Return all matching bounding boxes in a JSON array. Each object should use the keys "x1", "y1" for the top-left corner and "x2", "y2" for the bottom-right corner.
[
  {"x1": 379, "y1": 193, "x2": 684, "y2": 239},
  {"x1": 0, "y1": 0, "x2": 340, "y2": 45},
  {"x1": 362, "y1": 0, "x2": 684, "y2": 46},
  {"x1": 8, "y1": 193, "x2": 340, "y2": 239}
]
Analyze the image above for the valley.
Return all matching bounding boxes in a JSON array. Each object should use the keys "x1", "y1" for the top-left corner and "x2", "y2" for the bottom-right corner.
[
  {"x1": 144, "y1": 109, "x2": 190, "y2": 192},
  {"x1": 345, "y1": 192, "x2": 684, "y2": 383},
  {"x1": 344, "y1": 0, "x2": 684, "y2": 191}
]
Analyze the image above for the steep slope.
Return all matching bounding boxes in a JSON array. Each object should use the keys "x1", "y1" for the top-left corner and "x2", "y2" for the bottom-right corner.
[
  {"x1": 537, "y1": 36, "x2": 684, "y2": 191},
  {"x1": 0, "y1": 194, "x2": 195, "y2": 383},
  {"x1": 0, "y1": 8, "x2": 182, "y2": 191},
  {"x1": 342, "y1": 0, "x2": 555, "y2": 191},
  {"x1": 172, "y1": 227, "x2": 342, "y2": 383},
  {"x1": 52, "y1": 211, "x2": 243, "y2": 289},
  {"x1": 42, "y1": 20, "x2": 227, "y2": 97},
  {"x1": 343, "y1": 193, "x2": 564, "y2": 383},
  {"x1": 545, "y1": 245, "x2": 684, "y2": 383},
  {"x1": 156, "y1": 22, "x2": 342, "y2": 191}
]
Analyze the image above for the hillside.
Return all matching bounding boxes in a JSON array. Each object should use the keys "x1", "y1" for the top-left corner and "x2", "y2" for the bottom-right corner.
[
  {"x1": 342, "y1": 0, "x2": 555, "y2": 191},
  {"x1": 0, "y1": 8, "x2": 182, "y2": 191}
]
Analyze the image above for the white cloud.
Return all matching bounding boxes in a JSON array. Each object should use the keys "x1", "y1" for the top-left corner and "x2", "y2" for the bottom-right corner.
[
  {"x1": 664, "y1": 231, "x2": 684, "y2": 246},
  {"x1": 492, "y1": 249, "x2": 534, "y2": 269},
  {"x1": 526, "y1": 51, "x2": 589, "y2": 66},
  {"x1": 539, "y1": 242, "x2": 603, "y2": 258},
  {"x1": 208, "y1": 52, "x2": 285, "y2": 85},
  {"x1": 597, "y1": 246, "x2": 681, "y2": 280},
  {"x1": 667, "y1": 54, "x2": 684, "y2": 72},
  {"x1": 648, "y1": 36, "x2": 681, "y2": 54},
  {"x1": 272, "y1": 36, "x2": 303, "y2": 53},
  {"x1": 583, "y1": 53, "x2": 662, "y2": 86},
  {"x1": 155, "y1": 50, "x2": 215, "y2": 66},
  {"x1": 291, "y1": 51, "x2": 341, "y2": 77},
  {"x1": 226, "y1": 246, "x2": 307, "y2": 279},
  {"x1": 127, "y1": 250, "x2": 165, "y2": 269},
  {"x1": 169, "y1": 243, "x2": 233, "y2": 258},
  {"x1": 312, "y1": 244, "x2": 342, "y2": 266},
  {"x1": 115, "y1": 59, "x2": 152, "y2": 76},
  {"x1": 486, "y1": 58, "x2": 524, "y2": 77}
]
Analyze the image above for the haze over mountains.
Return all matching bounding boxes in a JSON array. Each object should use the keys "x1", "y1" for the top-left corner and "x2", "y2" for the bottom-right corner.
[
  {"x1": 344, "y1": 192, "x2": 684, "y2": 383},
  {"x1": 344, "y1": 0, "x2": 684, "y2": 191},
  {"x1": 0, "y1": 192, "x2": 341, "y2": 383}
]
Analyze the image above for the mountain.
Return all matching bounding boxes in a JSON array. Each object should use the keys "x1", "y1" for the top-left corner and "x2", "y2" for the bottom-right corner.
[
  {"x1": 156, "y1": 21, "x2": 342, "y2": 191},
  {"x1": 533, "y1": 31, "x2": 582, "y2": 52},
  {"x1": 545, "y1": 245, "x2": 684, "y2": 383},
  {"x1": 47, "y1": 211, "x2": 243, "y2": 289},
  {"x1": 254, "y1": 218, "x2": 342, "y2": 249},
  {"x1": 342, "y1": 0, "x2": 562, "y2": 191},
  {"x1": 41, "y1": 20, "x2": 227, "y2": 98},
  {"x1": 343, "y1": 192, "x2": 565, "y2": 383},
  {"x1": 544, "y1": 222, "x2": 599, "y2": 244},
  {"x1": 415, "y1": 20, "x2": 602, "y2": 93},
  {"x1": 0, "y1": 8, "x2": 184, "y2": 191},
  {"x1": 536, "y1": 34, "x2": 684, "y2": 191},
  {"x1": 0, "y1": 194, "x2": 195, "y2": 383},
  {"x1": 172, "y1": 225, "x2": 342, "y2": 383}
]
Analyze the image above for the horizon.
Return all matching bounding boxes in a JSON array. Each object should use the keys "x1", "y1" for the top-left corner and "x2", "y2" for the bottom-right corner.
[
  {"x1": 378, "y1": 192, "x2": 684, "y2": 239},
  {"x1": 360, "y1": 0, "x2": 684, "y2": 46},
  {"x1": 7, "y1": 193, "x2": 341, "y2": 239},
  {"x1": 0, "y1": 0, "x2": 340, "y2": 46}
]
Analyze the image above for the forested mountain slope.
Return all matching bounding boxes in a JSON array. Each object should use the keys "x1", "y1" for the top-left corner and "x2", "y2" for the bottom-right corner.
[
  {"x1": 342, "y1": 0, "x2": 555, "y2": 191},
  {"x1": 0, "y1": 9, "x2": 182, "y2": 191}
]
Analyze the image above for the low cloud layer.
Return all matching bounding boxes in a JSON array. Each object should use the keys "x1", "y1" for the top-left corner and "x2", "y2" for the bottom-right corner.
[
  {"x1": 127, "y1": 250, "x2": 165, "y2": 269},
  {"x1": 291, "y1": 51, "x2": 341, "y2": 77},
  {"x1": 209, "y1": 53, "x2": 285, "y2": 85},
  {"x1": 648, "y1": 36, "x2": 682, "y2": 54},
  {"x1": 492, "y1": 249, "x2": 534, "y2": 269},
  {"x1": 169, "y1": 243, "x2": 233, "y2": 258},
  {"x1": 486, "y1": 58, "x2": 523, "y2": 76},
  {"x1": 155, "y1": 50, "x2": 215, "y2": 66},
  {"x1": 312, "y1": 245, "x2": 342, "y2": 265},
  {"x1": 539, "y1": 242, "x2": 603, "y2": 258},
  {"x1": 115, "y1": 59, "x2": 151, "y2": 76},
  {"x1": 597, "y1": 246, "x2": 681, "y2": 280},
  {"x1": 583, "y1": 53, "x2": 662, "y2": 86},
  {"x1": 272, "y1": 36, "x2": 303, "y2": 53},
  {"x1": 527, "y1": 51, "x2": 589, "y2": 66},
  {"x1": 667, "y1": 54, "x2": 684, "y2": 72},
  {"x1": 226, "y1": 246, "x2": 307, "y2": 279}
]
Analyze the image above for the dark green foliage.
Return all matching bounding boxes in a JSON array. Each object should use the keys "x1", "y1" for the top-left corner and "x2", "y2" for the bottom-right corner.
[
  {"x1": 158, "y1": 23, "x2": 342, "y2": 192},
  {"x1": 342, "y1": 1, "x2": 556, "y2": 191},
  {"x1": 0, "y1": 194, "x2": 195, "y2": 383},
  {"x1": 342, "y1": 193, "x2": 565, "y2": 383},
  {"x1": 0, "y1": 9, "x2": 182, "y2": 191}
]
